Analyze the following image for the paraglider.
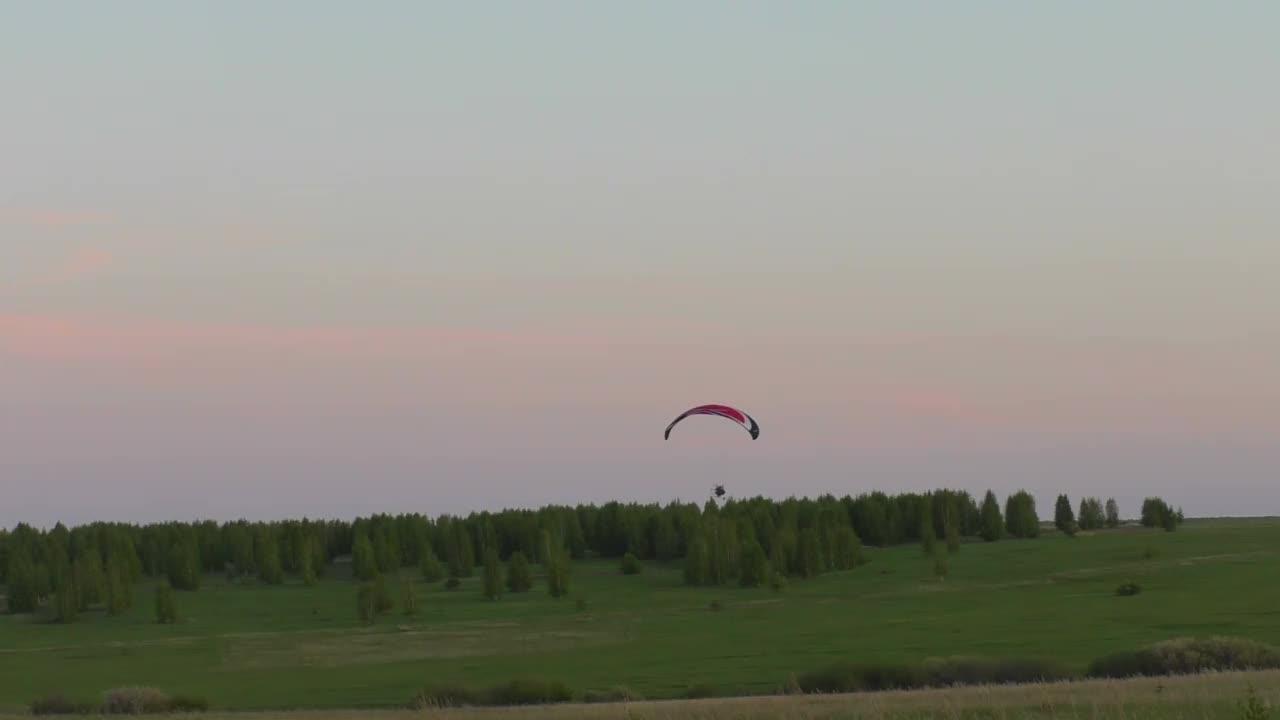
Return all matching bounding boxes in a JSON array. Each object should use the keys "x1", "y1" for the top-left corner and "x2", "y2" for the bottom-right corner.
[{"x1": 663, "y1": 404, "x2": 760, "y2": 441}]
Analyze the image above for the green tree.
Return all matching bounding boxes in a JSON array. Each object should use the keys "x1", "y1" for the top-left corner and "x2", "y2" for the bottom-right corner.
[
  {"x1": 372, "y1": 573, "x2": 394, "y2": 614},
  {"x1": 74, "y1": 550, "x2": 105, "y2": 610},
  {"x1": 768, "y1": 531, "x2": 791, "y2": 578},
  {"x1": 944, "y1": 513, "x2": 961, "y2": 554},
  {"x1": 228, "y1": 523, "x2": 255, "y2": 579},
  {"x1": 796, "y1": 528, "x2": 823, "y2": 578},
  {"x1": 420, "y1": 547, "x2": 445, "y2": 583},
  {"x1": 684, "y1": 536, "x2": 711, "y2": 586},
  {"x1": 620, "y1": 552, "x2": 641, "y2": 575},
  {"x1": 300, "y1": 538, "x2": 318, "y2": 586},
  {"x1": 1105, "y1": 498, "x2": 1121, "y2": 528},
  {"x1": 154, "y1": 582, "x2": 178, "y2": 624},
  {"x1": 481, "y1": 548, "x2": 503, "y2": 600},
  {"x1": 373, "y1": 526, "x2": 399, "y2": 574},
  {"x1": 505, "y1": 551, "x2": 533, "y2": 592},
  {"x1": 919, "y1": 503, "x2": 937, "y2": 556},
  {"x1": 356, "y1": 583, "x2": 375, "y2": 624},
  {"x1": 979, "y1": 490, "x2": 1004, "y2": 541},
  {"x1": 402, "y1": 577, "x2": 418, "y2": 617},
  {"x1": 105, "y1": 558, "x2": 131, "y2": 615},
  {"x1": 738, "y1": 537, "x2": 768, "y2": 587},
  {"x1": 166, "y1": 540, "x2": 201, "y2": 591},
  {"x1": 1054, "y1": 494, "x2": 1077, "y2": 535},
  {"x1": 653, "y1": 513, "x2": 679, "y2": 562},
  {"x1": 351, "y1": 532, "x2": 378, "y2": 581},
  {"x1": 1078, "y1": 497, "x2": 1105, "y2": 530},
  {"x1": 1004, "y1": 490, "x2": 1040, "y2": 538},
  {"x1": 5, "y1": 551, "x2": 40, "y2": 614},
  {"x1": 832, "y1": 526, "x2": 864, "y2": 569},
  {"x1": 53, "y1": 565, "x2": 78, "y2": 623},
  {"x1": 541, "y1": 530, "x2": 571, "y2": 598},
  {"x1": 255, "y1": 527, "x2": 284, "y2": 585}
]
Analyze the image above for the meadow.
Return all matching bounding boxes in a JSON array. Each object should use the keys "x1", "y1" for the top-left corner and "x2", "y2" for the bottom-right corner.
[{"x1": 3, "y1": 518, "x2": 1279, "y2": 714}]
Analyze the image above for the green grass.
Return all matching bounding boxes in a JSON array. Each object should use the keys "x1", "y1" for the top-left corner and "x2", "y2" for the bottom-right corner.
[{"x1": 3, "y1": 519, "x2": 1280, "y2": 712}]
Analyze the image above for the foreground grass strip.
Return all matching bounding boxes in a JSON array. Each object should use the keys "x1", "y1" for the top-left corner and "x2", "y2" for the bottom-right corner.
[{"x1": 9, "y1": 670, "x2": 1275, "y2": 720}]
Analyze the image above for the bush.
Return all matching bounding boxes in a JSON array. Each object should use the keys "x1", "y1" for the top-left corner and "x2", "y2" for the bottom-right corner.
[
  {"x1": 421, "y1": 554, "x2": 446, "y2": 583},
  {"x1": 487, "y1": 678, "x2": 573, "y2": 706},
  {"x1": 101, "y1": 686, "x2": 172, "y2": 714},
  {"x1": 582, "y1": 686, "x2": 643, "y2": 703},
  {"x1": 505, "y1": 551, "x2": 533, "y2": 593},
  {"x1": 372, "y1": 574, "x2": 394, "y2": 613},
  {"x1": 409, "y1": 683, "x2": 483, "y2": 709},
  {"x1": 1087, "y1": 637, "x2": 1280, "y2": 679},
  {"x1": 444, "y1": 577, "x2": 461, "y2": 590},
  {"x1": 409, "y1": 678, "x2": 571, "y2": 708},
  {"x1": 793, "y1": 656, "x2": 1075, "y2": 694},
  {"x1": 794, "y1": 661, "x2": 926, "y2": 693},
  {"x1": 1116, "y1": 582, "x2": 1142, "y2": 596},
  {"x1": 620, "y1": 552, "x2": 641, "y2": 575},
  {"x1": 356, "y1": 583, "x2": 375, "y2": 624},
  {"x1": 769, "y1": 570, "x2": 787, "y2": 592},
  {"x1": 921, "y1": 656, "x2": 1075, "y2": 686},
  {"x1": 154, "y1": 583, "x2": 177, "y2": 624},
  {"x1": 30, "y1": 693, "x2": 94, "y2": 715}
]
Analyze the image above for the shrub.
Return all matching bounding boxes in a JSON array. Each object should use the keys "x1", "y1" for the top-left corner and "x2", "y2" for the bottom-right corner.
[
  {"x1": 620, "y1": 552, "x2": 641, "y2": 575},
  {"x1": 30, "y1": 693, "x2": 94, "y2": 715},
  {"x1": 372, "y1": 574, "x2": 394, "y2": 613},
  {"x1": 793, "y1": 656, "x2": 1075, "y2": 694},
  {"x1": 421, "y1": 554, "x2": 446, "y2": 583},
  {"x1": 487, "y1": 678, "x2": 573, "y2": 706},
  {"x1": 1241, "y1": 686, "x2": 1269, "y2": 720},
  {"x1": 356, "y1": 584, "x2": 374, "y2": 624},
  {"x1": 769, "y1": 570, "x2": 787, "y2": 591},
  {"x1": 401, "y1": 577, "x2": 418, "y2": 617},
  {"x1": 481, "y1": 549, "x2": 502, "y2": 600},
  {"x1": 409, "y1": 683, "x2": 483, "y2": 709},
  {"x1": 101, "y1": 686, "x2": 171, "y2": 714},
  {"x1": 1087, "y1": 637, "x2": 1280, "y2": 679},
  {"x1": 1116, "y1": 582, "x2": 1142, "y2": 597},
  {"x1": 409, "y1": 678, "x2": 571, "y2": 708},
  {"x1": 794, "y1": 661, "x2": 926, "y2": 693},
  {"x1": 444, "y1": 577, "x2": 460, "y2": 590},
  {"x1": 154, "y1": 583, "x2": 177, "y2": 624},
  {"x1": 505, "y1": 551, "x2": 533, "y2": 593},
  {"x1": 921, "y1": 656, "x2": 1075, "y2": 686}
]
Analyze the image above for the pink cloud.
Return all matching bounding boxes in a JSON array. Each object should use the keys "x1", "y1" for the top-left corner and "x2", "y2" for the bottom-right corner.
[
  {"x1": 0, "y1": 209, "x2": 113, "y2": 227},
  {"x1": 24, "y1": 246, "x2": 115, "y2": 287},
  {"x1": 0, "y1": 312, "x2": 616, "y2": 366}
]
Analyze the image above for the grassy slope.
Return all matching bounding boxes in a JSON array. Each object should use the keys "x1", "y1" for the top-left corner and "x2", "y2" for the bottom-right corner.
[{"x1": 2, "y1": 520, "x2": 1278, "y2": 711}]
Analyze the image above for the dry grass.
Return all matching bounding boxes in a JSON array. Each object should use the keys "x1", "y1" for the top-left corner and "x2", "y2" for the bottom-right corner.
[{"x1": 10, "y1": 670, "x2": 1272, "y2": 720}]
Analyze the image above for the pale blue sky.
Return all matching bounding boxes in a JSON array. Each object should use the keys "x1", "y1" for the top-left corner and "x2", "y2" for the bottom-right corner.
[{"x1": 2, "y1": 2, "x2": 1278, "y2": 527}]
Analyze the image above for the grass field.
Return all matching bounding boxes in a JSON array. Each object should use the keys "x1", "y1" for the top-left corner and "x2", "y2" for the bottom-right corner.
[
  {"x1": 5, "y1": 671, "x2": 1277, "y2": 719},
  {"x1": 3, "y1": 520, "x2": 1279, "y2": 713}
]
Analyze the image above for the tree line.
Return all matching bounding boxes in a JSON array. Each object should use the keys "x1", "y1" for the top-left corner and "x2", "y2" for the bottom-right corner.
[{"x1": 1, "y1": 490, "x2": 1177, "y2": 619}]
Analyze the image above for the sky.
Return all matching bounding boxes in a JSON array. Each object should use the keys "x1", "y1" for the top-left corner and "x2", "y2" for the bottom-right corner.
[{"x1": 2, "y1": 2, "x2": 1278, "y2": 528}]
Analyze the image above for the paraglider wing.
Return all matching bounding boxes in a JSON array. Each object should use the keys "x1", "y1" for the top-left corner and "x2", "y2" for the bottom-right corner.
[{"x1": 664, "y1": 404, "x2": 760, "y2": 440}]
